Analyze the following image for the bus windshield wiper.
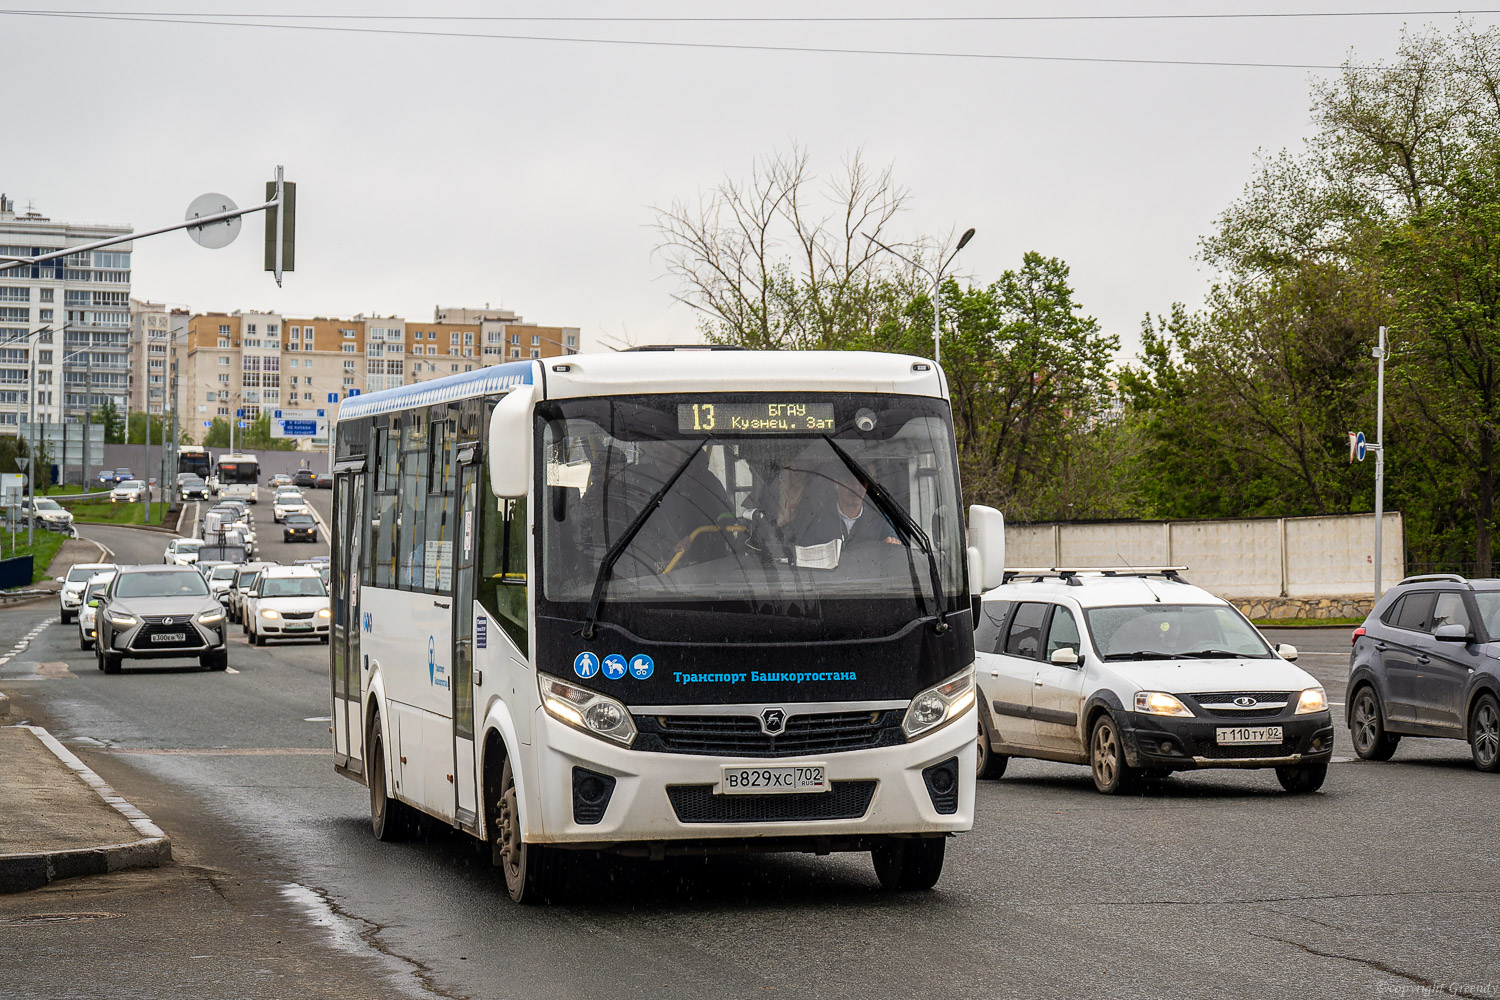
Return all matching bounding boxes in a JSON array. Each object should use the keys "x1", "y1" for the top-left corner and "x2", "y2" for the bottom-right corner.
[
  {"x1": 579, "y1": 439, "x2": 711, "y2": 640},
  {"x1": 822, "y1": 437, "x2": 949, "y2": 635}
]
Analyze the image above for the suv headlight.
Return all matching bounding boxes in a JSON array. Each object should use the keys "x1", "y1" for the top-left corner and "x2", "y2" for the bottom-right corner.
[
  {"x1": 197, "y1": 610, "x2": 224, "y2": 625},
  {"x1": 540, "y1": 674, "x2": 637, "y2": 746},
  {"x1": 902, "y1": 667, "x2": 976, "y2": 739},
  {"x1": 1295, "y1": 687, "x2": 1328, "y2": 714},
  {"x1": 1134, "y1": 691, "x2": 1194, "y2": 717},
  {"x1": 107, "y1": 612, "x2": 138, "y2": 627}
]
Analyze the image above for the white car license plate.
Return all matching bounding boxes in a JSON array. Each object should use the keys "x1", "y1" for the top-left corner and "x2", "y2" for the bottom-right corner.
[
  {"x1": 1216, "y1": 726, "x2": 1283, "y2": 745},
  {"x1": 720, "y1": 764, "x2": 828, "y2": 795},
  {"x1": 151, "y1": 632, "x2": 187, "y2": 643}
]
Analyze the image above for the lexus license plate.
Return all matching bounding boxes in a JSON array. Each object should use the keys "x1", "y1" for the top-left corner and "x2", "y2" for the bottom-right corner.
[
  {"x1": 720, "y1": 764, "x2": 828, "y2": 795},
  {"x1": 1216, "y1": 726, "x2": 1283, "y2": 745},
  {"x1": 151, "y1": 632, "x2": 187, "y2": 643}
]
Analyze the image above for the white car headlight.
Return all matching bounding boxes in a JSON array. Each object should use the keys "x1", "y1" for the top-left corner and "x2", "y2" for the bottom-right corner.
[
  {"x1": 1295, "y1": 687, "x2": 1328, "y2": 714},
  {"x1": 902, "y1": 667, "x2": 976, "y2": 739},
  {"x1": 1134, "y1": 691, "x2": 1195, "y2": 717},
  {"x1": 317, "y1": 607, "x2": 331, "y2": 619},
  {"x1": 107, "y1": 612, "x2": 139, "y2": 627},
  {"x1": 540, "y1": 674, "x2": 637, "y2": 746},
  {"x1": 198, "y1": 610, "x2": 224, "y2": 625},
  {"x1": 260, "y1": 608, "x2": 281, "y2": 619}
]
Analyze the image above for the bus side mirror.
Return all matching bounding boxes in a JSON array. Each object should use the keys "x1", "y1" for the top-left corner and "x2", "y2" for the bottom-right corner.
[
  {"x1": 488, "y1": 383, "x2": 536, "y2": 499},
  {"x1": 967, "y1": 504, "x2": 1006, "y2": 594}
]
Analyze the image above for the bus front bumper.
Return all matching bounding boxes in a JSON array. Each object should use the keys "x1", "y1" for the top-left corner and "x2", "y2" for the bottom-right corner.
[{"x1": 522, "y1": 704, "x2": 976, "y2": 847}]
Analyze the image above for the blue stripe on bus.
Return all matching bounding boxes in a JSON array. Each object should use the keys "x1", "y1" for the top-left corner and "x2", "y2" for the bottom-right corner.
[{"x1": 336, "y1": 360, "x2": 536, "y2": 422}]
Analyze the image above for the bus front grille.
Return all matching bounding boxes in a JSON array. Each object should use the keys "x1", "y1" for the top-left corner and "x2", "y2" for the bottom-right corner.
[
  {"x1": 633, "y1": 710, "x2": 905, "y2": 757},
  {"x1": 666, "y1": 781, "x2": 877, "y2": 824}
]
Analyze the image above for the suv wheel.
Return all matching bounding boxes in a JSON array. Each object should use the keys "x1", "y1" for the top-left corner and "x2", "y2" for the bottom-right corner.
[
  {"x1": 1089, "y1": 713, "x2": 1137, "y2": 795},
  {"x1": 976, "y1": 716, "x2": 1008, "y2": 780},
  {"x1": 1469, "y1": 692, "x2": 1500, "y2": 773},
  {"x1": 1350, "y1": 685, "x2": 1400, "y2": 761},
  {"x1": 102, "y1": 651, "x2": 122, "y2": 674}
]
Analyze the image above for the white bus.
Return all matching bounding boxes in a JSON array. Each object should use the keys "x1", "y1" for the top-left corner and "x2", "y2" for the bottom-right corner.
[
  {"x1": 177, "y1": 444, "x2": 212, "y2": 480},
  {"x1": 328, "y1": 350, "x2": 1005, "y2": 902},
  {"x1": 212, "y1": 452, "x2": 260, "y2": 503}
]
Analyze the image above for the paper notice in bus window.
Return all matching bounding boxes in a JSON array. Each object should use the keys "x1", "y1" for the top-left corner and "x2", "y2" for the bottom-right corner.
[
  {"x1": 546, "y1": 460, "x2": 591, "y2": 495},
  {"x1": 425, "y1": 539, "x2": 453, "y2": 591},
  {"x1": 463, "y1": 510, "x2": 473, "y2": 556},
  {"x1": 793, "y1": 538, "x2": 841, "y2": 570}
]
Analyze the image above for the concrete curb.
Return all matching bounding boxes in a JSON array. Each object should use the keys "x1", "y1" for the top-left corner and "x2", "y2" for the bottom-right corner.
[{"x1": 0, "y1": 726, "x2": 171, "y2": 894}]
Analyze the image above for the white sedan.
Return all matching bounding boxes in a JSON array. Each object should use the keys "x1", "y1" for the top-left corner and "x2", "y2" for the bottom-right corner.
[
  {"x1": 271, "y1": 491, "x2": 310, "y2": 523},
  {"x1": 163, "y1": 538, "x2": 204, "y2": 566},
  {"x1": 244, "y1": 566, "x2": 330, "y2": 645}
]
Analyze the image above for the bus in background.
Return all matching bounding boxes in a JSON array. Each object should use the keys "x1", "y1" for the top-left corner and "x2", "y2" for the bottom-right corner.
[
  {"x1": 213, "y1": 453, "x2": 260, "y2": 503},
  {"x1": 328, "y1": 350, "x2": 1005, "y2": 903},
  {"x1": 177, "y1": 444, "x2": 211, "y2": 481}
]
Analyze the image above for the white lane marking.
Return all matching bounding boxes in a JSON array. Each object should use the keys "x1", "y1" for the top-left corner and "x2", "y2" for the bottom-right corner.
[{"x1": 0, "y1": 616, "x2": 58, "y2": 666}]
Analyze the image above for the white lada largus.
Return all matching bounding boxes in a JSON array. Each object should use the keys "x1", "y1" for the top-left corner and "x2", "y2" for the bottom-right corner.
[{"x1": 974, "y1": 568, "x2": 1333, "y2": 794}]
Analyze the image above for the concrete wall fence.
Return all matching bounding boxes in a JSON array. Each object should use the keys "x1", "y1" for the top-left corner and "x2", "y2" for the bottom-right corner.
[{"x1": 1007, "y1": 512, "x2": 1404, "y2": 602}]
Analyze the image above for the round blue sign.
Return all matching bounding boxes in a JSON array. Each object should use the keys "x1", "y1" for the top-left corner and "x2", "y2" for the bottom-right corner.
[
  {"x1": 602, "y1": 654, "x2": 628, "y2": 680},
  {"x1": 573, "y1": 652, "x2": 600, "y2": 679},
  {"x1": 629, "y1": 654, "x2": 655, "y2": 680}
]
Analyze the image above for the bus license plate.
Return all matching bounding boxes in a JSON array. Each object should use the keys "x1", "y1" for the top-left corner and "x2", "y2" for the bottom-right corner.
[
  {"x1": 151, "y1": 632, "x2": 186, "y2": 643},
  {"x1": 1216, "y1": 726, "x2": 1283, "y2": 745},
  {"x1": 720, "y1": 765, "x2": 828, "y2": 795}
]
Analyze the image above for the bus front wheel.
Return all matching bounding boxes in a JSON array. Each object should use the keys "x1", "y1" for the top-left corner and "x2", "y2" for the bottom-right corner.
[
  {"x1": 368, "y1": 715, "x2": 413, "y2": 841},
  {"x1": 491, "y1": 756, "x2": 562, "y2": 904},
  {"x1": 872, "y1": 836, "x2": 945, "y2": 891}
]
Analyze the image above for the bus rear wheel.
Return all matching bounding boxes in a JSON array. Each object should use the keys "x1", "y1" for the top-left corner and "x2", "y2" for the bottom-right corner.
[
  {"x1": 872, "y1": 836, "x2": 945, "y2": 890},
  {"x1": 491, "y1": 756, "x2": 561, "y2": 904}
]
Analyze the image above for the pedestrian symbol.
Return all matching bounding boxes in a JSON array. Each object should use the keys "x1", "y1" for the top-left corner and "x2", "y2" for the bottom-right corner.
[
  {"x1": 629, "y1": 654, "x2": 654, "y2": 680},
  {"x1": 574, "y1": 651, "x2": 600, "y2": 679},
  {"x1": 602, "y1": 654, "x2": 627, "y2": 680}
]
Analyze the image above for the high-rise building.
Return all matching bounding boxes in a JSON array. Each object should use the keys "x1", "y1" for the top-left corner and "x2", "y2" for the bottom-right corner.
[
  {"x1": 129, "y1": 298, "x2": 170, "y2": 415},
  {"x1": 0, "y1": 193, "x2": 133, "y2": 433}
]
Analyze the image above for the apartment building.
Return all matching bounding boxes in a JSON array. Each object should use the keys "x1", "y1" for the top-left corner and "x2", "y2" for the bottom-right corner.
[
  {"x1": 129, "y1": 298, "x2": 170, "y2": 415},
  {"x1": 171, "y1": 304, "x2": 579, "y2": 449},
  {"x1": 0, "y1": 194, "x2": 132, "y2": 432}
]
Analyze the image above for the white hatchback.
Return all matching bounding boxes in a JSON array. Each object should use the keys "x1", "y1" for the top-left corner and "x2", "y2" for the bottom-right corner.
[
  {"x1": 271, "y1": 490, "x2": 309, "y2": 523},
  {"x1": 244, "y1": 566, "x2": 330, "y2": 645},
  {"x1": 974, "y1": 568, "x2": 1335, "y2": 794}
]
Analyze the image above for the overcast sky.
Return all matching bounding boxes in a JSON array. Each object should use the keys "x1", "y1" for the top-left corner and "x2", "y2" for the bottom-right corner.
[{"x1": 7, "y1": 3, "x2": 1499, "y2": 358}]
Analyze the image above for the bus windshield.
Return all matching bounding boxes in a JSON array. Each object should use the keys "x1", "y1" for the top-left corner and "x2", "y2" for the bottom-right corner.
[
  {"x1": 218, "y1": 460, "x2": 259, "y2": 485},
  {"x1": 534, "y1": 393, "x2": 965, "y2": 638},
  {"x1": 178, "y1": 448, "x2": 211, "y2": 477}
]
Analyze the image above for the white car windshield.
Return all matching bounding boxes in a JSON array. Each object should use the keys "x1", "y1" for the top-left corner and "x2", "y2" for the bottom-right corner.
[
  {"x1": 176, "y1": 540, "x2": 203, "y2": 551},
  {"x1": 67, "y1": 566, "x2": 102, "y2": 583},
  {"x1": 120, "y1": 480, "x2": 144, "y2": 489},
  {"x1": 1085, "y1": 604, "x2": 1273, "y2": 660},
  {"x1": 211, "y1": 566, "x2": 238, "y2": 580},
  {"x1": 260, "y1": 577, "x2": 326, "y2": 597},
  {"x1": 36, "y1": 499, "x2": 62, "y2": 511}
]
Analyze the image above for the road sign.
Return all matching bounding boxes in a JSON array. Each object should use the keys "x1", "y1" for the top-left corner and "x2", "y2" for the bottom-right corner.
[
  {"x1": 1356, "y1": 431, "x2": 1367, "y2": 462},
  {"x1": 347, "y1": 388, "x2": 360, "y2": 396},
  {"x1": 327, "y1": 393, "x2": 338, "y2": 403},
  {"x1": 238, "y1": 420, "x2": 248, "y2": 429},
  {"x1": 278, "y1": 420, "x2": 318, "y2": 436}
]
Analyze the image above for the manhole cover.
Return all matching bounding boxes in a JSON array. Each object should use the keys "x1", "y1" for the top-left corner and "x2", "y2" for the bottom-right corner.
[{"x1": 0, "y1": 912, "x2": 124, "y2": 926}]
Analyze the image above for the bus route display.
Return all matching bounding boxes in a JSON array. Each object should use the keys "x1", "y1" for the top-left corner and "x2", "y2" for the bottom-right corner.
[{"x1": 678, "y1": 402, "x2": 835, "y2": 433}]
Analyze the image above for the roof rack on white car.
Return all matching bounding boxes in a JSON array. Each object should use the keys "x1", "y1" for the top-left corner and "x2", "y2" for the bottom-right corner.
[
  {"x1": 1000, "y1": 566, "x2": 1190, "y2": 586},
  {"x1": 1396, "y1": 573, "x2": 1470, "y2": 587}
]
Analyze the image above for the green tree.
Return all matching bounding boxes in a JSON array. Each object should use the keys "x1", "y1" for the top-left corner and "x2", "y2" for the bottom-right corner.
[
  {"x1": 127, "y1": 412, "x2": 168, "y2": 445},
  {"x1": 96, "y1": 400, "x2": 126, "y2": 445},
  {"x1": 202, "y1": 418, "x2": 230, "y2": 448}
]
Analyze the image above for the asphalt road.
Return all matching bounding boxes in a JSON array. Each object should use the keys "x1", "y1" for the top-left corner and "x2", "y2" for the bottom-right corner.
[{"x1": 3, "y1": 526, "x2": 1498, "y2": 1000}]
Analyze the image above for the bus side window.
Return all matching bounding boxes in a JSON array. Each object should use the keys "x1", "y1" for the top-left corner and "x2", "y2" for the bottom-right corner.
[{"x1": 478, "y1": 496, "x2": 528, "y2": 654}]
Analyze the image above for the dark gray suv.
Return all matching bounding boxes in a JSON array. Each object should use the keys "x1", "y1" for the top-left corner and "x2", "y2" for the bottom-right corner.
[
  {"x1": 95, "y1": 565, "x2": 229, "y2": 673},
  {"x1": 1348, "y1": 574, "x2": 1500, "y2": 772}
]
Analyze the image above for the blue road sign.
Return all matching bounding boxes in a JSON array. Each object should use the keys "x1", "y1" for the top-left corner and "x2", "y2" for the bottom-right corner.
[
  {"x1": 347, "y1": 388, "x2": 360, "y2": 396},
  {"x1": 236, "y1": 408, "x2": 245, "y2": 418},
  {"x1": 1356, "y1": 431, "x2": 1367, "y2": 462},
  {"x1": 279, "y1": 420, "x2": 318, "y2": 436},
  {"x1": 327, "y1": 393, "x2": 338, "y2": 403},
  {"x1": 273, "y1": 409, "x2": 282, "y2": 419},
  {"x1": 237, "y1": 420, "x2": 247, "y2": 429}
]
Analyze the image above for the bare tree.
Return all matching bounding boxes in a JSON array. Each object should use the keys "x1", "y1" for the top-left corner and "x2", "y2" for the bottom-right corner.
[{"x1": 652, "y1": 145, "x2": 922, "y2": 349}]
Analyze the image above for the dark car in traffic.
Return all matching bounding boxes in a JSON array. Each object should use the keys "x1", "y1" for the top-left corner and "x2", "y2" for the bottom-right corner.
[
  {"x1": 283, "y1": 513, "x2": 317, "y2": 543},
  {"x1": 292, "y1": 469, "x2": 318, "y2": 488},
  {"x1": 1348, "y1": 573, "x2": 1500, "y2": 772},
  {"x1": 94, "y1": 565, "x2": 229, "y2": 673},
  {"x1": 179, "y1": 476, "x2": 209, "y2": 500},
  {"x1": 314, "y1": 473, "x2": 332, "y2": 489}
]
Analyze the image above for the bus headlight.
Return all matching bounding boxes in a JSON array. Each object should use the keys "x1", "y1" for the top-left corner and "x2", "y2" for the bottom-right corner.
[
  {"x1": 540, "y1": 674, "x2": 637, "y2": 747},
  {"x1": 902, "y1": 667, "x2": 976, "y2": 739}
]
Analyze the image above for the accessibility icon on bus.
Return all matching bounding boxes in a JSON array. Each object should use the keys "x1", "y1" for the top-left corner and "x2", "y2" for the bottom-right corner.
[
  {"x1": 602, "y1": 654, "x2": 628, "y2": 680},
  {"x1": 574, "y1": 652, "x2": 600, "y2": 679},
  {"x1": 629, "y1": 654, "x2": 654, "y2": 680}
]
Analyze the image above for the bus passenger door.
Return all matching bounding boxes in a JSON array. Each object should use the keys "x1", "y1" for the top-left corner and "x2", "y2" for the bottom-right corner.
[
  {"x1": 450, "y1": 459, "x2": 480, "y2": 829},
  {"x1": 331, "y1": 470, "x2": 365, "y2": 774}
]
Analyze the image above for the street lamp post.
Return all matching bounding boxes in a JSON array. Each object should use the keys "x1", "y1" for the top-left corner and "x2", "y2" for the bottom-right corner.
[{"x1": 864, "y1": 228, "x2": 975, "y2": 365}]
